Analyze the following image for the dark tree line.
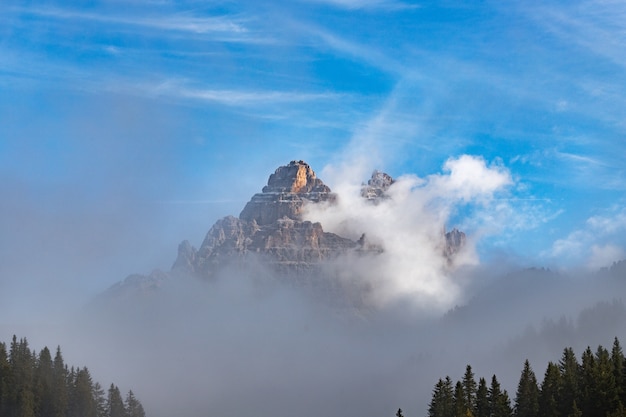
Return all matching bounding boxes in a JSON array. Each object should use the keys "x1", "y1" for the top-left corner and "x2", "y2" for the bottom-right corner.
[
  {"x1": 0, "y1": 335, "x2": 146, "y2": 417},
  {"x1": 428, "y1": 337, "x2": 626, "y2": 417}
]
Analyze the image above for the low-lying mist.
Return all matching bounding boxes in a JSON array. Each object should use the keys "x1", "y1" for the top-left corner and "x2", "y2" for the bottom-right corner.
[{"x1": 47, "y1": 259, "x2": 625, "y2": 417}]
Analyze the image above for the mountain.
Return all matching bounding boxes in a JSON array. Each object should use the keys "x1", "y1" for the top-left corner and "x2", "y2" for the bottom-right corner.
[{"x1": 101, "y1": 160, "x2": 466, "y2": 304}]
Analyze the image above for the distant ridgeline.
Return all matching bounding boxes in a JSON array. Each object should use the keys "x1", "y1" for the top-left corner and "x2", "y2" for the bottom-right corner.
[
  {"x1": 0, "y1": 336, "x2": 146, "y2": 417},
  {"x1": 427, "y1": 336, "x2": 626, "y2": 417}
]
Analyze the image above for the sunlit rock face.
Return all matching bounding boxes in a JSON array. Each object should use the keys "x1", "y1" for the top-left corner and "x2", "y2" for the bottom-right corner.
[{"x1": 239, "y1": 160, "x2": 335, "y2": 226}]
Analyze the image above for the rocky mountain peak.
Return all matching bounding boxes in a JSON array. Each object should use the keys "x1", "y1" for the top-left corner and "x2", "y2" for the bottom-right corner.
[
  {"x1": 444, "y1": 228, "x2": 466, "y2": 261},
  {"x1": 239, "y1": 160, "x2": 335, "y2": 226},
  {"x1": 361, "y1": 170, "x2": 395, "y2": 202},
  {"x1": 263, "y1": 160, "x2": 330, "y2": 194}
]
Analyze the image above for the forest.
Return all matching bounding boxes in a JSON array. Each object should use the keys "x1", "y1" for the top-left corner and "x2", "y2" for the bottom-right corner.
[
  {"x1": 427, "y1": 337, "x2": 626, "y2": 417},
  {"x1": 0, "y1": 335, "x2": 146, "y2": 417}
]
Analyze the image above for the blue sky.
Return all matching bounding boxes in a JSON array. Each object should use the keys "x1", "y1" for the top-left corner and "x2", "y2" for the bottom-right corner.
[{"x1": 1, "y1": 0, "x2": 626, "y2": 305}]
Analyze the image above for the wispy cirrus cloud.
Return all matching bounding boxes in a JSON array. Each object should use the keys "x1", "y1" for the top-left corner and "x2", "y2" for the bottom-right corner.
[
  {"x1": 526, "y1": 0, "x2": 626, "y2": 69},
  {"x1": 510, "y1": 147, "x2": 625, "y2": 191},
  {"x1": 13, "y1": 6, "x2": 248, "y2": 35},
  {"x1": 301, "y1": 0, "x2": 420, "y2": 11},
  {"x1": 177, "y1": 87, "x2": 344, "y2": 106},
  {"x1": 142, "y1": 79, "x2": 346, "y2": 106},
  {"x1": 293, "y1": 21, "x2": 407, "y2": 76}
]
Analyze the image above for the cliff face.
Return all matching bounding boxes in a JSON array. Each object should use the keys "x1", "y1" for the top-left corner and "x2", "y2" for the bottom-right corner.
[
  {"x1": 173, "y1": 161, "x2": 361, "y2": 279},
  {"x1": 239, "y1": 160, "x2": 335, "y2": 226},
  {"x1": 361, "y1": 170, "x2": 394, "y2": 202}
]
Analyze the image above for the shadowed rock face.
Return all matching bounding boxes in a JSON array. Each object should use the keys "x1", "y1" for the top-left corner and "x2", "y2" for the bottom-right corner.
[
  {"x1": 444, "y1": 228, "x2": 466, "y2": 260},
  {"x1": 361, "y1": 170, "x2": 395, "y2": 202}
]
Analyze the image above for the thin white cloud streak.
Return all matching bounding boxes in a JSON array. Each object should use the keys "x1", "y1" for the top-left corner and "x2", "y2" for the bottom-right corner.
[
  {"x1": 511, "y1": 147, "x2": 625, "y2": 192},
  {"x1": 13, "y1": 6, "x2": 247, "y2": 35},
  {"x1": 554, "y1": 151, "x2": 608, "y2": 168},
  {"x1": 177, "y1": 87, "x2": 345, "y2": 106},
  {"x1": 526, "y1": 1, "x2": 626, "y2": 70},
  {"x1": 88, "y1": 77, "x2": 349, "y2": 108},
  {"x1": 294, "y1": 21, "x2": 408, "y2": 76},
  {"x1": 318, "y1": 77, "x2": 443, "y2": 181},
  {"x1": 302, "y1": 0, "x2": 420, "y2": 11}
]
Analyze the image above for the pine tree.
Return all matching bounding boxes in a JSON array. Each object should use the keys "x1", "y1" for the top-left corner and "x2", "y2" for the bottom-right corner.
[
  {"x1": 514, "y1": 360, "x2": 539, "y2": 417},
  {"x1": 69, "y1": 367, "x2": 97, "y2": 417},
  {"x1": 489, "y1": 375, "x2": 512, "y2": 417},
  {"x1": 0, "y1": 337, "x2": 145, "y2": 417},
  {"x1": 429, "y1": 377, "x2": 454, "y2": 417},
  {"x1": 499, "y1": 391, "x2": 513, "y2": 417},
  {"x1": 9, "y1": 336, "x2": 35, "y2": 417},
  {"x1": 0, "y1": 342, "x2": 11, "y2": 417},
  {"x1": 34, "y1": 347, "x2": 55, "y2": 417},
  {"x1": 475, "y1": 377, "x2": 489, "y2": 417},
  {"x1": 51, "y1": 347, "x2": 68, "y2": 417},
  {"x1": 93, "y1": 382, "x2": 107, "y2": 417},
  {"x1": 578, "y1": 346, "x2": 596, "y2": 417},
  {"x1": 454, "y1": 381, "x2": 467, "y2": 417},
  {"x1": 125, "y1": 390, "x2": 146, "y2": 417},
  {"x1": 107, "y1": 384, "x2": 126, "y2": 417},
  {"x1": 538, "y1": 362, "x2": 560, "y2": 417},
  {"x1": 558, "y1": 347, "x2": 580, "y2": 417},
  {"x1": 611, "y1": 337, "x2": 626, "y2": 407},
  {"x1": 575, "y1": 345, "x2": 620, "y2": 417},
  {"x1": 462, "y1": 365, "x2": 477, "y2": 417},
  {"x1": 593, "y1": 345, "x2": 619, "y2": 416}
]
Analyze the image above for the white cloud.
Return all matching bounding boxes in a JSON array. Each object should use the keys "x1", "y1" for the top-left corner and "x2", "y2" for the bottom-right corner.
[
  {"x1": 586, "y1": 208, "x2": 626, "y2": 234},
  {"x1": 303, "y1": 155, "x2": 512, "y2": 311},
  {"x1": 548, "y1": 205, "x2": 626, "y2": 267},
  {"x1": 587, "y1": 244, "x2": 626, "y2": 270},
  {"x1": 430, "y1": 155, "x2": 511, "y2": 202}
]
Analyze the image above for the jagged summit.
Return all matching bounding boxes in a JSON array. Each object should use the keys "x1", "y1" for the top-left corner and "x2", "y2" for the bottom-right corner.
[
  {"x1": 239, "y1": 160, "x2": 335, "y2": 226},
  {"x1": 361, "y1": 170, "x2": 395, "y2": 202},
  {"x1": 263, "y1": 160, "x2": 330, "y2": 194}
]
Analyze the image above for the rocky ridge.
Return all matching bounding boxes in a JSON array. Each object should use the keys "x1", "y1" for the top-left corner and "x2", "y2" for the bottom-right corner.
[
  {"x1": 104, "y1": 160, "x2": 466, "y2": 303},
  {"x1": 172, "y1": 161, "x2": 365, "y2": 280}
]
